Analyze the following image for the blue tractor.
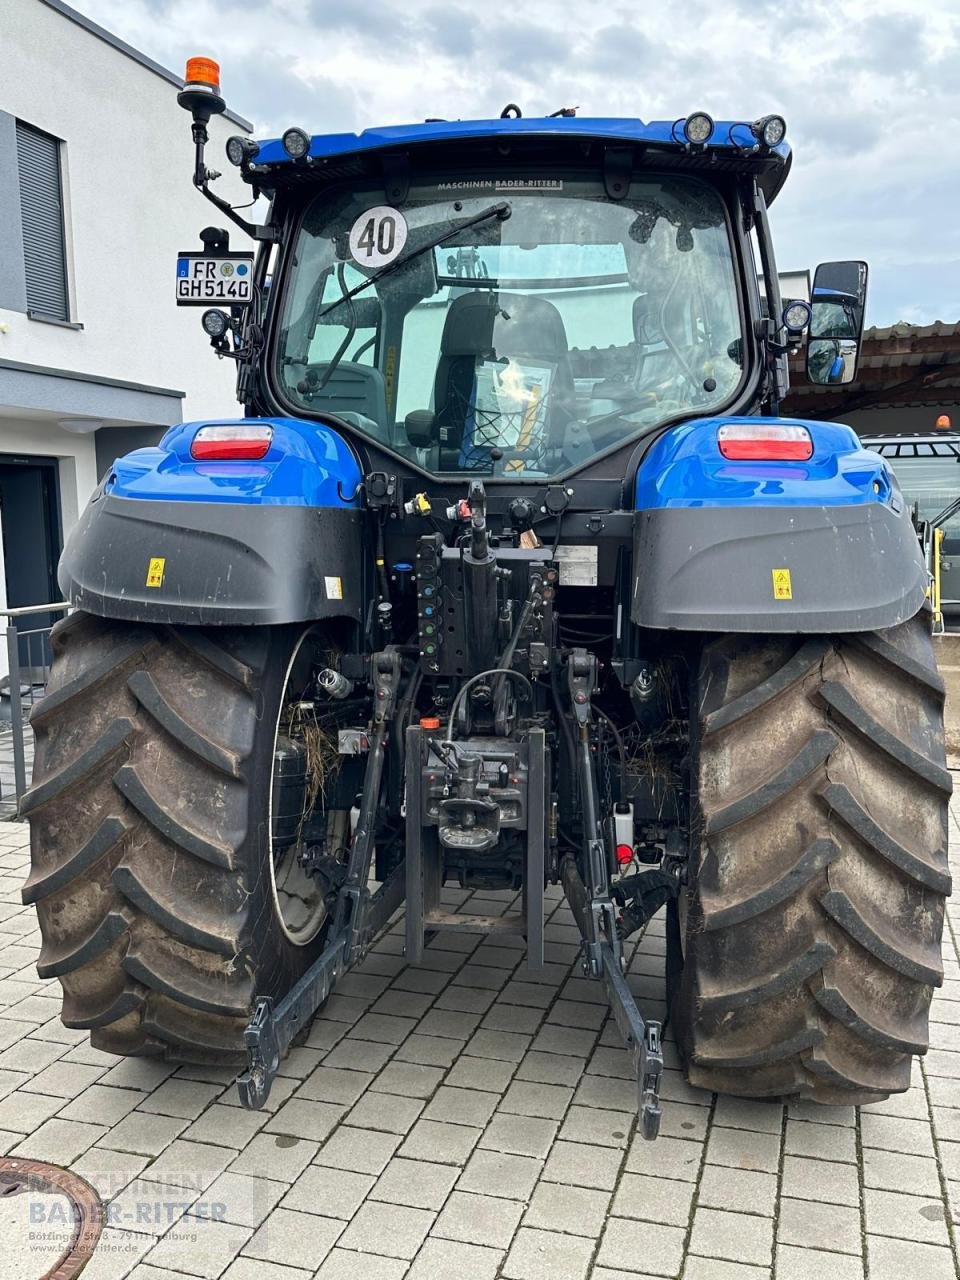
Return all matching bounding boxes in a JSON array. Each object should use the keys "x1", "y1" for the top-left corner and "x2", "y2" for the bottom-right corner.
[{"x1": 23, "y1": 62, "x2": 949, "y2": 1136}]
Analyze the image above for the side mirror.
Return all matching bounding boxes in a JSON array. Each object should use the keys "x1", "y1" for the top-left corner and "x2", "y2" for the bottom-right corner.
[
  {"x1": 806, "y1": 260, "x2": 868, "y2": 386},
  {"x1": 405, "y1": 410, "x2": 437, "y2": 447}
]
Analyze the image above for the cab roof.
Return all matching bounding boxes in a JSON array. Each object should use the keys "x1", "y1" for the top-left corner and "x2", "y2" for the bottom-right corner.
[{"x1": 252, "y1": 115, "x2": 793, "y2": 203}]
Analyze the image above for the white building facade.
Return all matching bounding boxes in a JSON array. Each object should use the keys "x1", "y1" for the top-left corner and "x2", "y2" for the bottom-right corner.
[{"x1": 0, "y1": 0, "x2": 252, "y2": 625}]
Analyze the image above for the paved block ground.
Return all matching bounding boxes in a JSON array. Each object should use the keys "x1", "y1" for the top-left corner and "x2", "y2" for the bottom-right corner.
[{"x1": 1, "y1": 798, "x2": 960, "y2": 1278}]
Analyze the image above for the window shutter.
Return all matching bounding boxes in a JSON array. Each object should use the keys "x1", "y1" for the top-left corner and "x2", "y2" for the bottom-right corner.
[{"x1": 16, "y1": 122, "x2": 69, "y2": 322}]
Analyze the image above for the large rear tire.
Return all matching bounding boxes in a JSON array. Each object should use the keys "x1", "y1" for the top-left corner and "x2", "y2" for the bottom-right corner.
[
  {"x1": 23, "y1": 613, "x2": 336, "y2": 1063},
  {"x1": 669, "y1": 609, "x2": 951, "y2": 1104}
]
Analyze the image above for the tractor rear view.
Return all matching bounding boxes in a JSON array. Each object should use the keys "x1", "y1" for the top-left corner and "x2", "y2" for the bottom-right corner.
[{"x1": 23, "y1": 64, "x2": 949, "y2": 1136}]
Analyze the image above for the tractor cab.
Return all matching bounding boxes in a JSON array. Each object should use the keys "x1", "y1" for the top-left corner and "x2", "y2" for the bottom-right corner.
[{"x1": 173, "y1": 60, "x2": 858, "y2": 492}]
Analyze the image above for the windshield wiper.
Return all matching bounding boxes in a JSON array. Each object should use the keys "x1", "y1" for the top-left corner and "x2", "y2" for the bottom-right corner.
[{"x1": 316, "y1": 201, "x2": 512, "y2": 325}]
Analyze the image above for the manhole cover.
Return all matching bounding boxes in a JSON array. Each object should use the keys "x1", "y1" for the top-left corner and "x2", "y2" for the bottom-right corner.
[{"x1": 0, "y1": 1159, "x2": 103, "y2": 1280}]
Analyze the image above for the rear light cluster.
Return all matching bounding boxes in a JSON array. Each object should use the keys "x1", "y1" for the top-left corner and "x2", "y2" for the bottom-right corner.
[
  {"x1": 190, "y1": 425, "x2": 273, "y2": 460},
  {"x1": 717, "y1": 424, "x2": 813, "y2": 461}
]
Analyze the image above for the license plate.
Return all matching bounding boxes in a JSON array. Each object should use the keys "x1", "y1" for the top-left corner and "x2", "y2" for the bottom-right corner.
[{"x1": 176, "y1": 254, "x2": 254, "y2": 306}]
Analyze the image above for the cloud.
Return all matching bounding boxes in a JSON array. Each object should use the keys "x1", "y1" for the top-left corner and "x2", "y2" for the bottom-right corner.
[{"x1": 64, "y1": 0, "x2": 960, "y2": 324}]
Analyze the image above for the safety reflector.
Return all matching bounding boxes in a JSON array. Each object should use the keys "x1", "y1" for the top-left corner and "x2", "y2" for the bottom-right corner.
[
  {"x1": 717, "y1": 423, "x2": 813, "y2": 461},
  {"x1": 191, "y1": 425, "x2": 273, "y2": 460}
]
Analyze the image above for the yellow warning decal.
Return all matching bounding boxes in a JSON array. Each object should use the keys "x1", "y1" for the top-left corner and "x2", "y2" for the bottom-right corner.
[
  {"x1": 146, "y1": 557, "x2": 166, "y2": 588},
  {"x1": 772, "y1": 568, "x2": 793, "y2": 600}
]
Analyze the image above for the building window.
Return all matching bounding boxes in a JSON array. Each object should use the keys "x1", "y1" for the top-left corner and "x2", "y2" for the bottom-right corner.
[{"x1": 16, "y1": 121, "x2": 69, "y2": 323}]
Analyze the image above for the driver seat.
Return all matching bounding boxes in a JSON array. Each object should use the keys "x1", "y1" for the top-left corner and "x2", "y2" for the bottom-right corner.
[{"x1": 432, "y1": 291, "x2": 575, "y2": 470}]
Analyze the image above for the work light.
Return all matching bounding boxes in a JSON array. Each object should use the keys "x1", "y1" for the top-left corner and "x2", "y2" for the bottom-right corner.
[
  {"x1": 753, "y1": 115, "x2": 787, "y2": 149},
  {"x1": 683, "y1": 112, "x2": 714, "y2": 147},
  {"x1": 201, "y1": 309, "x2": 230, "y2": 339},
  {"x1": 226, "y1": 135, "x2": 260, "y2": 166},
  {"x1": 782, "y1": 299, "x2": 812, "y2": 333},
  {"x1": 282, "y1": 127, "x2": 311, "y2": 160}
]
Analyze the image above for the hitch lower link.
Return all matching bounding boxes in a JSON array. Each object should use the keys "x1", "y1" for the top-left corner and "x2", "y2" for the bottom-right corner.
[
  {"x1": 236, "y1": 651, "x2": 402, "y2": 1110},
  {"x1": 564, "y1": 650, "x2": 664, "y2": 1140}
]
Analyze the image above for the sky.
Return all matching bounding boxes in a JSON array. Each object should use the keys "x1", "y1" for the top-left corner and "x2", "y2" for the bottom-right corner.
[{"x1": 77, "y1": 0, "x2": 960, "y2": 327}]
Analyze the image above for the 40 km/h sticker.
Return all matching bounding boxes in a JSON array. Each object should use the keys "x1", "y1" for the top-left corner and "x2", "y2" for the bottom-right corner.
[{"x1": 349, "y1": 206, "x2": 408, "y2": 268}]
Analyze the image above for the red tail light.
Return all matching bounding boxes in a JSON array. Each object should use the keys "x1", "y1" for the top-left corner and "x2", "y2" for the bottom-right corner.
[
  {"x1": 717, "y1": 423, "x2": 813, "y2": 461},
  {"x1": 191, "y1": 425, "x2": 273, "y2": 460}
]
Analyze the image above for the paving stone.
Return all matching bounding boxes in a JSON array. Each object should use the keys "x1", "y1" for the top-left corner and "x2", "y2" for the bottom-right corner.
[
  {"x1": 434, "y1": 985, "x2": 497, "y2": 1015},
  {"x1": 465, "y1": 1029, "x2": 531, "y2": 1063},
  {"x1": 192, "y1": 1171, "x2": 285, "y2": 1228},
  {"x1": 689, "y1": 1206, "x2": 774, "y2": 1267},
  {"x1": 698, "y1": 1163, "x2": 778, "y2": 1216},
  {"x1": 11, "y1": 1116, "x2": 106, "y2": 1163},
  {"x1": 304, "y1": 1021, "x2": 348, "y2": 1052},
  {"x1": 866, "y1": 1235, "x2": 956, "y2": 1280},
  {"x1": 445, "y1": 1055, "x2": 516, "y2": 1093},
  {"x1": 22, "y1": 1059, "x2": 104, "y2": 1098},
  {"x1": 558, "y1": 1104, "x2": 632, "y2": 1148},
  {"x1": 707, "y1": 1125, "x2": 781, "y2": 1174},
  {"x1": 390, "y1": 967, "x2": 450, "y2": 995},
  {"x1": 423, "y1": 1085, "x2": 499, "y2": 1127},
  {"x1": 658, "y1": 1099, "x2": 710, "y2": 1142},
  {"x1": 542, "y1": 1139, "x2": 622, "y2": 1191},
  {"x1": 624, "y1": 1133, "x2": 701, "y2": 1182},
  {"x1": 314, "y1": 1249, "x2": 407, "y2": 1280},
  {"x1": 546, "y1": 999, "x2": 607, "y2": 1030},
  {"x1": 530, "y1": 1025, "x2": 597, "y2": 1058},
  {"x1": 861, "y1": 1145, "x2": 942, "y2": 1195},
  {"x1": 859, "y1": 1111, "x2": 936, "y2": 1157},
  {"x1": 781, "y1": 1154, "x2": 860, "y2": 1206},
  {"x1": 322, "y1": 1038, "x2": 395, "y2": 1073},
  {"x1": 775, "y1": 1245, "x2": 864, "y2": 1280},
  {"x1": 348, "y1": 1012, "x2": 416, "y2": 1045},
  {"x1": 242, "y1": 1207, "x2": 344, "y2": 1269},
  {"x1": 136, "y1": 1079, "x2": 223, "y2": 1120},
  {"x1": 59, "y1": 1084, "x2": 143, "y2": 1127},
  {"x1": 457, "y1": 1147, "x2": 542, "y2": 1200},
  {"x1": 481, "y1": 1002, "x2": 545, "y2": 1035},
  {"x1": 281, "y1": 1164, "x2": 373, "y2": 1218},
  {"x1": 683, "y1": 1261, "x2": 771, "y2": 1280},
  {"x1": 370, "y1": 1155, "x2": 459, "y2": 1210},
  {"x1": 97, "y1": 1058, "x2": 177, "y2": 1091},
  {"x1": 502, "y1": 1225, "x2": 594, "y2": 1280},
  {"x1": 863, "y1": 1187, "x2": 951, "y2": 1245},
  {"x1": 344, "y1": 1089, "x2": 424, "y2": 1135},
  {"x1": 370, "y1": 1060, "x2": 444, "y2": 1099},
  {"x1": 406, "y1": 1237, "x2": 502, "y2": 1280},
  {"x1": 399, "y1": 1117, "x2": 482, "y2": 1164},
  {"x1": 106, "y1": 1176, "x2": 194, "y2": 1236},
  {"x1": 573, "y1": 1073, "x2": 640, "y2": 1113},
  {"x1": 298, "y1": 1065, "x2": 374, "y2": 1105},
  {"x1": 480, "y1": 1112, "x2": 558, "y2": 1158},
  {"x1": 104, "y1": 1112, "x2": 189, "y2": 1157},
  {"x1": 777, "y1": 1198, "x2": 862, "y2": 1255},
  {"x1": 0, "y1": 1087, "x2": 63, "y2": 1132},
  {"x1": 417, "y1": 1008, "x2": 484, "y2": 1040},
  {"x1": 138, "y1": 1140, "x2": 234, "y2": 1192},
  {"x1": 264, "y1": 1099, "x2": 345, "y2": 1142},
  {"x1": 231, "y1": 1132, "x2": 320, "y2": 1181},
  {"x1": 370, "y1": 988, "x2": 434, "y2": 1019},
  {"x1": 76, "y1": 1226, "x2": 155, "y2": 1279},
  {"x1": 612, "y1": 1171, "x2": 695, "y2": 1226},
  {"x1": 72, "y1": 1147, "x2": 153, "y2": 1200},
  {"x1": 181, "y1": 1104, "x2": 269, "y2": 1150},
  {"x1": 338, "y1": 1200, "x2": 434, "y2": 1259},
  {"x1": 597, "y1": 1217, "x2": 686, "y2": 1276},
  {"x1": 145, "y1": 1215, "x2": 253, "y2": 1278},
  {"x1": 394, "y1": 1033, "x2": 463, "y2": 1067},
  {"x1": 314, "y1": 1125, "x2": 400, "y2": 1175},
  {"x1": 434, "y1": 1188, "x2": 524, "y2": 1247}
]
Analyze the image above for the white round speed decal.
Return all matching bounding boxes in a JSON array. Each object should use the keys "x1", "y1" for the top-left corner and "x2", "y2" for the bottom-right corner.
[{"x1": 348, "y1": 206, "x2": 408, "y2": 268}]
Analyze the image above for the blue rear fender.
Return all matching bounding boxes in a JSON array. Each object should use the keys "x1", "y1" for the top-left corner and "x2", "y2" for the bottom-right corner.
[
  {"x1": 635, "y1": 416, "x2": 896, "y2": 510},
  {"x1": 631, "y1": 415, "x2": 926, "y2": 634},
  {"x1": 61, "y1": 417, "x2": 366, "y2": 627},
  {"x1": 105, "y1": 416, "x2": 363, "y2": 507}
]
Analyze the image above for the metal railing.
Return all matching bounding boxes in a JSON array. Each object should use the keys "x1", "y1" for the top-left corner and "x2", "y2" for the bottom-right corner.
[{"x1": 2, "y1": 602, "x2": 70, "y2": 809}]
